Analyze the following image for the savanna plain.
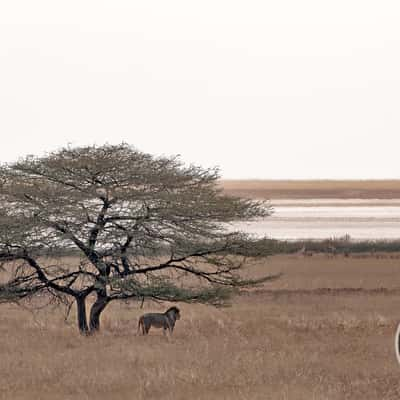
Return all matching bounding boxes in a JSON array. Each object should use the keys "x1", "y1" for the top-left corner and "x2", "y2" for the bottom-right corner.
[{"x1": 1, "y1": 181, "x2": 400, "y2": 400}]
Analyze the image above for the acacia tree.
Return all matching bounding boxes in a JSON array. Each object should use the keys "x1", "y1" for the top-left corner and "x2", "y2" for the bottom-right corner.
[{"x1": 0, "y1": 144, "x2": 272, "y2": 334}]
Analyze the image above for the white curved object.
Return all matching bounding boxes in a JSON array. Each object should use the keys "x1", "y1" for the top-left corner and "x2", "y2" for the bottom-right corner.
[{"x1": 395, "y1": 322, "x2": 400, "y2": 366}]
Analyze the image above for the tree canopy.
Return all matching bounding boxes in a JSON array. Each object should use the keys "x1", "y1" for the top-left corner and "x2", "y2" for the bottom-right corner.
[{"x1": 0, "y1": 144, "x2": 273, "y2": 333}]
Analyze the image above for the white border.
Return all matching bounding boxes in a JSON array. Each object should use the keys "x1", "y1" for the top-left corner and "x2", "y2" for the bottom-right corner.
[{"x1": 395, "y1": 322, "x2": 400, "y2": 365}]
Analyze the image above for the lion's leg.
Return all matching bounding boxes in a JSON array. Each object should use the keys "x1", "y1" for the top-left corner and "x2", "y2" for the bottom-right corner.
[{"x1": 138, "y1": 318, "x2": 143, "y2": 335}]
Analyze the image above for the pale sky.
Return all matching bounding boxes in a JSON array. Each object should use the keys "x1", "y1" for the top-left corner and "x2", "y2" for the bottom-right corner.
[{"x1": 1, "y1": 1, "x2": 399, "y2": 179}]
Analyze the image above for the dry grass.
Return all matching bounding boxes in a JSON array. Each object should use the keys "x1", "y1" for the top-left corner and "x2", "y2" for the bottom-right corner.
[
  {"x1": 220, "y1": 179, "x2": 400, "y2": 199},
  {"x1": 1, "y1": 255, "x2": 400, "y2": 399}
]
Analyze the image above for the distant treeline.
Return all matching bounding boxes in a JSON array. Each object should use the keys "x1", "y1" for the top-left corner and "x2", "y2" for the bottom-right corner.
[
  {"x1": 41, "y1": 236, "x2": 400, "y2": 259},
  {"x1": 247, "y1": 236, "x2": 400, "y2": 257}
]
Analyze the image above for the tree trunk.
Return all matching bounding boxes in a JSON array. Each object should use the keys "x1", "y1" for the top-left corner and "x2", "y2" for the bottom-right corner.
[
  {"x1": 89, "y1": 291, "x2": 109, "y2": 332},
  {"x1": 76, "y1": 295, "x2": 89, "y2": 334}
]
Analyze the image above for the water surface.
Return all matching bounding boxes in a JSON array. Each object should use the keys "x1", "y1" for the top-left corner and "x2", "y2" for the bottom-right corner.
[{"x1": 235, "y1": 199, "x2": 400, "y2": 240}]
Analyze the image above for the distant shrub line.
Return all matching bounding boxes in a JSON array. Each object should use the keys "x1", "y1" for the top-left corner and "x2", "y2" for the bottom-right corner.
[
  {"x1": 249, "y1": 236, "x2": 400, "y2": 256},
  {"x1": 43, "y1": 236, "x2": 400, "y2": 258}
]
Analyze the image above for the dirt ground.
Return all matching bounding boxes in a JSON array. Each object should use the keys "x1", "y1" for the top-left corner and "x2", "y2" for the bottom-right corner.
[
  {"x1": 1, "y1": 254, "x2": 399, "y2": 400},
  {"x1": 220, "y1": 179, "x2": 400, "y2": 199}
]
